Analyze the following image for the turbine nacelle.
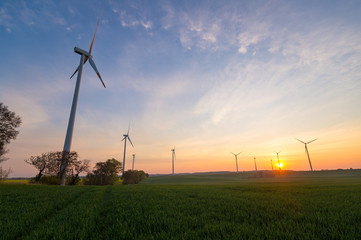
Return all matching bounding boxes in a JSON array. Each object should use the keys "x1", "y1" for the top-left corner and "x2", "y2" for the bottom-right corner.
[{"x1": 74, "y1": 47, "x2": 91, "y2": 58}]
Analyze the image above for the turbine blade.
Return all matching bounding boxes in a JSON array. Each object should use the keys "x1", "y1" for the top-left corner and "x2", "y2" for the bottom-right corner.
[
  {"x1": 70, "y1": 66, "x2": 79, "y2": 79},
  {"x1": 121, "y1": 136, "x2": 126, "y2": 141},
  {"x1": 127, "y1": 136, "x2": 134, "y2": 147},
  {"x1": 236, "y1": 152, "x2": 242, "y2": 156},
  {"x1": 89, "y1": 8, "x2": 103, "y2": 55},
  {"x1": 127, "y1": 123, "x2": 130, "y2": 135},
  {"x1": 88, "y1": 58, "x2": 106, "y2": 88},
  {"x1": 307, "y1": 138, "x2": 318, "y2": 144},
  {"x1": 295, "y1": 138, "x2": 305, "y2": 144},
  {"x1": 70, "y1": 56, "x2": 88, "y2": 79},
  {"x1": 230, "y1": 152, "x2": 235, "y2": 155}
]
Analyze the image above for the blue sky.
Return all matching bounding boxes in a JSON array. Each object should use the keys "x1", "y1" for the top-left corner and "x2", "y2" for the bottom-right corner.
[{"x1": 1, "y1": 0, "x2": 361, "y2": 177}]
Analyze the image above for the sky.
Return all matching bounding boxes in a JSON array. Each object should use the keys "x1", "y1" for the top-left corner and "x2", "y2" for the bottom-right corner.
[{"x1": 1, "y1": 0, "x2": 361, "y2": 177}]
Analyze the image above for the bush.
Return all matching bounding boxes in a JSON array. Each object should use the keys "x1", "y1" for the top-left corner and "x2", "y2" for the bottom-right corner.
[
  {"x1": 67, "y1": 175, "x2": 81, "y2": 185},
  {"x1": 122, "y1": 170, "x2": 148, "y2": 185},
  {"x1": 38, "y1": 175, "x2": 61, "y2": 185},
  {"x1": 84, "y1": 173, "x2": 119, "y2": 185}
]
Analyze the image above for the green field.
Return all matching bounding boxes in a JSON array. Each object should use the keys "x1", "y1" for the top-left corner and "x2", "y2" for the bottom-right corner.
[{"x1": 0, "y1": 171, "x2": 360, "y2": 239}]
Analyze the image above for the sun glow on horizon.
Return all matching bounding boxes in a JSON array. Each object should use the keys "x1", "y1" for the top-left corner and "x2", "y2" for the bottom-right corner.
[{"x1": 276, "y1": 162, "x2": 284, "y2": 168}]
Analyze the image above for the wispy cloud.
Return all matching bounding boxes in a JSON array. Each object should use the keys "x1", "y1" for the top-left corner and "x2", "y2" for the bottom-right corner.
[{"x1": 118, "y1": 10, "x2": 152, "y2": 30}]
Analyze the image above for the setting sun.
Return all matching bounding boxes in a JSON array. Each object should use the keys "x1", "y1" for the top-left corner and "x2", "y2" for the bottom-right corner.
[{"x1": 276, "y1": 162, "x2": 284, "y2": 168}]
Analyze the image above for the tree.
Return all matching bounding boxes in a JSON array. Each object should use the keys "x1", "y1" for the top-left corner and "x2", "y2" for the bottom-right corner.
[
  {"x1": 0, "y1": 102, "x2": 21, "y2": 163},
  {"x1": 0, "y1": 167, "x2": 12, "y2": 181},
  {"x1": 68, "y1": 159, "x2": 90, "y2": 185},
  {"x1": 25, "y1": 151, "x2": 81, "y2": 183},
  {"x1": 84, "y1": 158, "x2": 122, "y2": 185}
]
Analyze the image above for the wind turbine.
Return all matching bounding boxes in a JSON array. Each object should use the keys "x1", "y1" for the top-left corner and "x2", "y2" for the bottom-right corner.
[
  {"x1": 270, "y1": 159, "x2": 274, "y2": 171},
  {"x1": 230, "y1": 152, "x2": 242, "y2": 174},
  {"x1": 275, "y1": 152, "x2": 281, "y2": 171},
  {"x1": 121, "y1": 126, "x2": 134, "y2": 175},
  {"x1": 296, "y1": 138, "x2": 317, "y2": 171},
  {"x1": 171, "y1": 147, "x2": 176, "y2": 175},
  {"x1": 254, "y1": 157, "x2": 258, "y2": 172},
  {"x1": 132, "y1": 154, "x2": 135, "y2": 170},
  {"x1": 59, "y1": 10, "x2": 105, "y2": 186}
]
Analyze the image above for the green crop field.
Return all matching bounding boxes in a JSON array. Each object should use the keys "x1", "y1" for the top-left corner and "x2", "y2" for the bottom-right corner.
[{"x1": 1, "y1": 171, "x2": 360, "y2": 239}]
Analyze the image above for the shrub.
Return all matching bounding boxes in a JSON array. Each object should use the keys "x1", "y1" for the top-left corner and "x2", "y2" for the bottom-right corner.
[
  {"x1": 67, "y1": 175, "x2": 81, "y2": 185},
  {"x1": 122, "y1": 170, "x2": 148, "y2": 185},
  {"x1": 84, "y1": 173, "x2": 119, "y2": 185},
  {"x1": 38, "y1": 175, "x2": 61, "y2": 185}
]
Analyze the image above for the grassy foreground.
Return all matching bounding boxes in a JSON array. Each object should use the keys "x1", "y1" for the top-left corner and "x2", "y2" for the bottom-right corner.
[{"x1": 0, "y1": 173, "x2": 360, "y2": 239}]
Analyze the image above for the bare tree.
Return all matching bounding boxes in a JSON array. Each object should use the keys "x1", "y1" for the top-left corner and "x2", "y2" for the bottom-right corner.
[
  {"x1": 0, "y1": 167, "x2": 12, "y2": 181},
  {"x1": 68, "y1": 159, "x2": 90, "y2": 185},
  {"x1": 25, "y1": 151, "x2": 80, "y2": 183}
]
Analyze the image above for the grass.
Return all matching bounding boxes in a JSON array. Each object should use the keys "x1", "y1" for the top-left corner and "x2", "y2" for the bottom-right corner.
[{"x1": 0, "y1": 171, "x2": 360, "y2": 239}]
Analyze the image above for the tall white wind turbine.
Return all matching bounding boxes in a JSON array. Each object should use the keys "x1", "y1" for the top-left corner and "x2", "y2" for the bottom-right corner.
[
  {"x1": 296, "y1": 138, "x2": 317, "y2": 171},
  {"x1": 59, "y1": 10, "x2": 105, "y2": 186},
  {"x1": 122, "y1": 127, "x2": 134, "y2": 175},
  {"x1": 171, "y1": 147, "x2": 176, "y2": 175},
  {"x1": 230, "y1": 152, "x2": 242, "y2": 174}
]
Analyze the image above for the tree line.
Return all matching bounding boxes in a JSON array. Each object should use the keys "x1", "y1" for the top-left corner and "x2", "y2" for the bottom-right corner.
[{"x1": 1, "y1": 102, "x2": 148, "y2": 185}]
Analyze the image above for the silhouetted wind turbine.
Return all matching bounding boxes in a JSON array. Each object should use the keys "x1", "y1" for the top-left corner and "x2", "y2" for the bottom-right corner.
[
  {"x1": 59, "y1": 10, "x2": 105, "y2": 186},
  {"x1": 254, "y1": 157, "x2": 258, "y2": 172},
  {"x1": 270, "y1": 159, "x2": 274, "y2": 171},
  {"x1": 171, "y1": 147, "x2": 176, "y2": 175},
  {"x1": 122, "y1": 126, "x2": 134, "y2": 175},
  {"x1": 296, "y1": 138, "x2": 317, "y2": 171},
  {"x1": 275, "y1": 152, "x2": 281, "y2": 171},
  {"x1": 132, "y1": 154, "x2": 135, "y2": 170},
  {"x1": 230, "y1": 152, "x2": 242, "y2": 174}
]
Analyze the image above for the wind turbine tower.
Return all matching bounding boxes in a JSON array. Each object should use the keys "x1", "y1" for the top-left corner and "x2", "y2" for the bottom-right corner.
[
  {"x1": 275, "y1": 152, "x2": 281, "y2": 171},
  {"x1": 132, "y1": 154, "x2": 135, "y2": 170},
  {"x1": 171, "y1": 147, "x2": 176, "y2": 175},
  {"x1": 230, "y1": 152, "x2": 242, "y2": 174},
  {"x1": 121, "y1": 127, "x2": 134, "y2": 175},
  {"x1": 296, "y1": 138, "x2": 317, "y2": 171},
  {"x1": 59, "y1": 10, "x2": 106, "y2": 186},
  {"x1": 254, "y1": 157, "x2": 258, "y2": 172},
  {"x1": 270, "y1": 159, "x2": 274, "y2": 171}
]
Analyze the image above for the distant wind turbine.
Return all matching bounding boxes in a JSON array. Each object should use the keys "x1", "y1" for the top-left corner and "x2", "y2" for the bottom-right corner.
[
  {"x1": 59, "y1": 10, "x2": 105, "y2": 186},
  {"x1": 132, "y1": 154, "x2": 135, "y2": 170},
  {"x1": 171, "y1": 147, "x2": 176, "y2": 175},
  {"x1": 230, "y1": 152, "x2": 242, "y2": 174},
  {"x1": 296, "y1": 138, "x2": 317, "y2": 171},
  {"x1": 122, "y1": 126, "x2": 134, "y2": 175},
  {"x1": 275, "y1": 152, "x2": 281, "y2": 171},
  {"x1": 254, "y1": 157, "x2": 258, "y2": 172},
  {"x1": 270, "y1": 159, "x2": 274, "y2": 171}
]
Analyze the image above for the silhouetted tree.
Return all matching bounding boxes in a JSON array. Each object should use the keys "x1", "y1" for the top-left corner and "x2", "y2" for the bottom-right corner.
[
  {"x1": 0, "y1": 103, "x2": 21, "y2": 163},
  {"x1": 0, "y1": 167, "x2": 12, "y2": 181},
  {"x1": 68, "y1": 159, "x2": 90, "y2": 185},
  {"x1": 84, "y1": 158, "x2": 122, "y2": 185},
  {"x1": 25, "y1": 151, "x2": 81, "y2": 183}
]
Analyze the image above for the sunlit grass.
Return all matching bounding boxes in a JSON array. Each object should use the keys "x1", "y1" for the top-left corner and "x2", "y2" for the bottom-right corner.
[{"x1": 0, "y1": 172, "x2": 360, "y2": 239}]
